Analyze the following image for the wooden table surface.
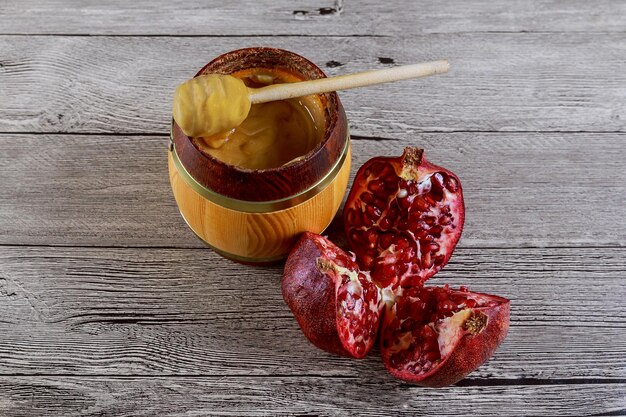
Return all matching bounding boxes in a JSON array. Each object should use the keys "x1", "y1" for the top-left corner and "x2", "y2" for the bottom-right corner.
[{"x1": 1, "y1": 1, "x2": 625, "y2": 416}]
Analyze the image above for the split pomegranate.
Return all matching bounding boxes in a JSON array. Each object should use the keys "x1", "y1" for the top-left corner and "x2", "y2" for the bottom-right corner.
[
  {"x1": 344, "y1": 147, "x2": 464, "y2": 288},
  {"x1": 282, "y1": 232, "x2": 384, "y2": 359},
  {"x1": 380, "y1": 285, "x2": 510, "y2": 387},
  {"x1": 282, "y1": 147, "x2": 510, "y2": 387}
]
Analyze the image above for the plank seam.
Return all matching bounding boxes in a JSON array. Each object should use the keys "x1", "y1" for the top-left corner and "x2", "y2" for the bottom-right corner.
[
  {"x1": 0, "y1": 243, "x2": 623, "y2": 250},
  {"x1": 0, "y1": 33, "x2": 389, "y2": 38},
  {"x1": 0, "y1": 131, "x2": 624, "y2": 137},
  {"x1": 0, "y1": 375, "x2": 623, "y2": 386},
  {"x1": 0, "y1": 31, "x2": 624, "y2": 37}
]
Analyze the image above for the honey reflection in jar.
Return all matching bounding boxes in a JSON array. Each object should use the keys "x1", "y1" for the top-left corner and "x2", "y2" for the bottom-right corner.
[{"x1": 192, "y1": 69, "x2": 325, "y2": 170}]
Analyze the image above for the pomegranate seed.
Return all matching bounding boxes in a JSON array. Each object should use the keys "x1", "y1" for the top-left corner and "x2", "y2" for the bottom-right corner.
[
  {"x1": 396, "y1": 301, "x2": 411, "y2": 320},
  {"x1": 385, "y1": 178, "x2": 398, "y2": 191},
  {"x1": 380, "y1": 165, "x2": 395, "y2": 180},
  {"x1": 407, "y1": 182, "x2": 418, "y2": 195},
  {"x1": 366, "y1": 233, "x2": 378, "y2": 249},
  {"x1": 401, "y1": 250, "x2": 414, "y2": 263},
  {"x1": 379, "y1": 233, "x2": 394, "y2": 249},
  {"x1": 439, "y1": 214, "x2": 453, "y2": 226},
  {"x1": 405, "y1": 287, "x2": 420, "y2": 299},
  {"x1": 365, "y1": 205, "x2": 382, "y2": 221},
  {"x1": 421, "y1": 252, "x2": 433, "y2": 269},
  {"x1": 377, "y1": 217, "x2": 391, "y2": 228},
  {"x1": 390, "y1": 353, "x2": 403, "y2": 367},
  {"x1": 429, "y1": 226, "x2": 443, "y2": 236},
  {"x1": 420, "y1": 325, "x2": 437, "y2": 339},
  {"x1": 383, "y1": 263, "x2": 397, "y2": 277},
  {"x1": 362, "y1": 192, "x2": 375, "y2": 204},
  {"x1": 415, "y1": 229, "x2": 428, "y2": 240},
  {"x1": 432, "y1": 173, "x2": 445, "y2": 188},
  {"x1": 373, "y1": 197, "x2": 387, "y2": 210},
  {"x1": 434, "y1": 254, "x2": 446, "y2": 265},
  {"x1": 392, "y1": 238, "x2": 407, "y2": 250},
  {"x1": 396, "y1": 219, "x2": 409, "y2": 230},
  {"x1": 346, "y1": 209, "x2": 360, "y2": 228},
  {"x1": 424, "y1": 194, "x2": 437, "y2": 206},
  {"x1": 423, "y1": 215, "x2": 436, "y2": 226},
  {"x1": 361, "y1": 255, "x2": 374, "y2": 269},
  {"x1": 387, "y1": 203, "x2": 399, "y2": 218},
  {"x1": 368, "y1": 179, "x2": 384, "y2": 193},
  {"x1": 445, "y1": 175, "x2": 459, "y2": 192},
  {"x1": 412, "y1": 197, "x2": 429, "y2": 212},
  {"x1": 401, "y1": 319, "x2": 416, "y2": 331},
  {"x1": 397, "y1": 196, "x2": 411, "y2": 210},
  {"x1": 423, "y1": 349, "x2": 440, "y2": 362},
  {"x1": 368, "y1": 162, "x2": 383, "y2": 176},
  {"x1": 430, "y1": 186, "x2": 443, "y2": 199},
  {"x1": 440, "y1": 300, "x2": 456, "y2": 313},
  {"x1": 409, "y1": 301, "x2": 426, "y2": 319},
  {"x1": 423, "y1": 242, "x2": 440, "y2": 253}
]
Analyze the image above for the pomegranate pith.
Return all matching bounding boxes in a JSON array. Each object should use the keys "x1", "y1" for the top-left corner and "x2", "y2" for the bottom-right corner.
[{"x1": 344, "y1": 147, "x2": 464, "y2": 288}]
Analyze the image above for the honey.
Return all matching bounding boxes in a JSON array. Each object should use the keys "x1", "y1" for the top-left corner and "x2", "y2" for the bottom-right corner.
[
  {"x1": 173, "y1": 74, "x2": 251, "y2": 139},
  {"x1": 177, "y1": 69, "x2": 325, "y2": 170}
]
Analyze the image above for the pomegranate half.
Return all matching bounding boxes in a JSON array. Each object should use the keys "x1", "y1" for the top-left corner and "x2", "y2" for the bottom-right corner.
[{"x1": 344, "y1": 147, "x2": 464, "y2": 288}]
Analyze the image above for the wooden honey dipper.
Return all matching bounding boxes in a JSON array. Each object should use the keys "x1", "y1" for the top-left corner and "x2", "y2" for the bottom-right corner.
[{"x1": 173, "y1": 60, "x2": 450, "y2": 138}]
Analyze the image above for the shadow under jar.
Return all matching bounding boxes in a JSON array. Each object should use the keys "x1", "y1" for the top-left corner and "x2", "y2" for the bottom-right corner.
[{"x1": 168, "y1": 47, "x2": 351, "y2": 263}]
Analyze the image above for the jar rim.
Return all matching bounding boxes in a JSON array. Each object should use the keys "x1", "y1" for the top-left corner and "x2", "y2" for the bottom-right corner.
[{"x1": 171, "y1": 47, "x2": 348, "y2": 202}]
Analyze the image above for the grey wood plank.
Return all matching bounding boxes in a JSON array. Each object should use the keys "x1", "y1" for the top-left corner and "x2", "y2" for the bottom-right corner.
[
  {"x1": 2, "y1": 0, "x2": 625, "y2": 35},
  {"x1": 1, "y1": 34, "x2": 625, "y2": 135},
  {"x1": 0, "y1": 246, "x2": 624, "y2": 379},
  {"x1": 0, "y1": 376, "x2": 624, "y2": 417},
  {"x1": 1, "y1": 133, "x2": 624, "y2": 247}
]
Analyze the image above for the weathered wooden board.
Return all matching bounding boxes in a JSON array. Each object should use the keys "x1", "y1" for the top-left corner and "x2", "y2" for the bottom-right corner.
[
  {"x1": 1, "y1": 34, "x2": 625, "y2": 135},
  {"x1": 1, "y1": 133, "x2": 624, "y2": 248},
  {"x1": 0, "y1": 246, "x2": 624, "y2": 380},
  {"x1": 2, "y1": 0, "x2": 625, "y2": 36},
  {"x1": 2, "y1": 1, "x2": 626, "y2": 414},
  {"x1": 1, "y1": 376, "x2": 624, "y2": 417}
]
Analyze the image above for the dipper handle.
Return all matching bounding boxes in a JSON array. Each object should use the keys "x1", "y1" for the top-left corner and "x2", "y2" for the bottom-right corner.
[{"x1": 248, "y1": 60, "x2": 449, "y2": 104}]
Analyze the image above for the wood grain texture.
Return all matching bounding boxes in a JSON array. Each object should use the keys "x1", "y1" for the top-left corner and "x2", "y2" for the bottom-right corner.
[
  {"x1": 0, "y1": 246, "x2": 624, "y2": 379},
  {"x1": 1, "y1": 133, "x2": 624, "y2": 248},
  {"x1": 2, "y1": 0, "x2": 626, "y2": 35},
  {"x1": 2, "y1": 1, "x2": 626, "y2": 414},
  {"x1": 0, "y1": 377, "x2": 625, "y2": 417},
  {"x1": 168, "y1": 146, "x2": 351, "y2": 260},
  {"x1": 1, "y1": 34, "x2": 625, "y2": 135}
]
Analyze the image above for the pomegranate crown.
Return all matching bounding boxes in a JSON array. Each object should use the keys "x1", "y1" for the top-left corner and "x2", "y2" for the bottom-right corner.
[{"x1": 400, "y1": 147, "x2": 424, "y2": 179}]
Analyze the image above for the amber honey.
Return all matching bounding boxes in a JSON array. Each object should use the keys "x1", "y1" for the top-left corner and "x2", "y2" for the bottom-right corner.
[{"x1": 192, "y1": 69, "x2": 325, "y2": 170}]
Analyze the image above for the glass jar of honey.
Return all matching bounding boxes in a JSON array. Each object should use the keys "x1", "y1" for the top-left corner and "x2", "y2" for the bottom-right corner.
[{"x1": 168, "y1": 47, "x2": 351, "y2": 263}]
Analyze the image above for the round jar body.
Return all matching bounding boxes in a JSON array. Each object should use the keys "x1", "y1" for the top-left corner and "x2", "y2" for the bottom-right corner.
[{"x1": 168, "y1": 48, "x2": 351, "y2": 263}]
